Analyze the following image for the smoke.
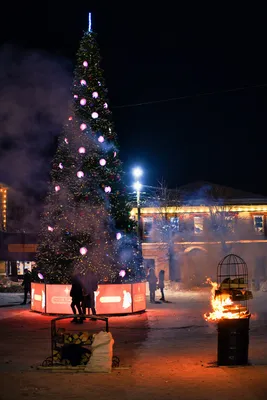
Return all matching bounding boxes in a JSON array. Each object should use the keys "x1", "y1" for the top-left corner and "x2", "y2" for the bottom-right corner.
[{"x1": 0, "y1": 44, "x2": 72, "y2": 231}]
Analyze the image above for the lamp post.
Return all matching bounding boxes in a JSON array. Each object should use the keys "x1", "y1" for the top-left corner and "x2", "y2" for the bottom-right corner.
[{"x1": 132, "y1": 167, "x2": 143, "y2": 242}]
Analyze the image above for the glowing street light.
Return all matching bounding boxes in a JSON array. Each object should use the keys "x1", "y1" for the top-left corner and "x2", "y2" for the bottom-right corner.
[
  {"x1": 132, "y1": 167, "x2": 143, "y2": 179},
  {"x1": 133, "y1": 181, "x2": 142, "y2": 192}
]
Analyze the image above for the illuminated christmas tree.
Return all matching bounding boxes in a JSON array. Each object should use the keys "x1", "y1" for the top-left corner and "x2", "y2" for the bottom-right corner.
[{"x1": 36, "y1": 14, "x2": 143, "y2": 284}]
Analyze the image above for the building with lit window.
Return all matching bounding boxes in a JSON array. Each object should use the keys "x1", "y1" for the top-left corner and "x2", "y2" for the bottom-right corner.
[{"x1": 131, "y1": 182, "x2": 267, "y2": 288}]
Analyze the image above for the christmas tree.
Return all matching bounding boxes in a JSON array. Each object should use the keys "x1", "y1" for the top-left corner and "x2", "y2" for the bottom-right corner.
[{"x1": 36, "y1": 14, "x2": 143, "y2": 284}]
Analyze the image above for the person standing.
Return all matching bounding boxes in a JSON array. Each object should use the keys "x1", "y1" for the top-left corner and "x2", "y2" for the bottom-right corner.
[
  {"x1": 147, "y1": 268, "x2": 157, "y2": 303},
  {"x1": 158, "y1": 270, "x2": 166, "y2": 302},
  {"x1": 70, "y1": 272, "x2": 83, "y2": 323},
  {"x1": 80, "y1": 270, "x2": 98, "y2": 318},
  {"x1": 21, "y1": 268, "x2": 32, "y2": 305}
]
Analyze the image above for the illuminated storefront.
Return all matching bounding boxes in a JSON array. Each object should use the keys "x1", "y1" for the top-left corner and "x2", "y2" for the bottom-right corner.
[{"x1": 31, "y1": 282, "x2": 146, "y2": 315}]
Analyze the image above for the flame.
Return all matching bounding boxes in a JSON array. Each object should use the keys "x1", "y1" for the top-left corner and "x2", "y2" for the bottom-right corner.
[{"x1": 204, "y1": 278, "x2": 249, "y2": 322}]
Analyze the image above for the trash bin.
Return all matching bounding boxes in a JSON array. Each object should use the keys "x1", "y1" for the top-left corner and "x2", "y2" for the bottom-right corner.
[{"x1": 217, "y1": 318, "x2": 250, "y2": 366}]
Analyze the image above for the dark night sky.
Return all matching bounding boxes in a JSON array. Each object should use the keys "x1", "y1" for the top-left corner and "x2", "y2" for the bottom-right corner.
[{"x1": 1, "y1": 3, "x2": 267, "y2": 195}]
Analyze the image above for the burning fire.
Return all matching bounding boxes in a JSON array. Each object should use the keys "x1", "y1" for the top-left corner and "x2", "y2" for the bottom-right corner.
[{"x1": 204, "y1": 278, "x2": 249, "y2": 322}]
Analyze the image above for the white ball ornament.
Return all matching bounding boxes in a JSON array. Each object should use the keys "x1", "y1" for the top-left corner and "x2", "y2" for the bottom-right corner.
[
  {"x1": 83, "y1": 61, "x2": 88, "y2": 67},
  {"x1": 77, "y1": 171, "x2": 84, "y2": 178},
  {"x1": 80, "y1": 79, "x2": 86, "y2": 85},
  {"x1": 48, "y1": 226, "x2": 54, "y2": 232},
  {"x1": 78, "y1": 147, "x2": 86, "y2": 154},
  {"x1": 104, "y1": 186, "x2": 111, "y2": 193},
  {"x1": 103, "y1": 103, "x2": 108, "y2": 109},
  {"x1": 116, "y1": 232, "x2": 122, "y2": 240},
  {"x1": 92, "y1": 92, "x2": 99, "y2": 99},
  {"x1": 59, "y1": 163, "x2": 63, "y2": 169},
  {"x1": 55, "y1": 186, "x2": 60, "y2": 192},
  {"x1": 91, "y1": 112, "x2": 98, "y2": 119},
  {"x1": 98, "y1": 136, "x2": 104, "y2": 143},
  {"x1": 99, "y1": 159, "x2": 106, "y2": 166},
  {"x1": 80, "y1": 98, "x2": 86, "y2": 106},
  {"x1": 80, "y1": 247, "x2": 88, "y2": 255},
  {"x1": 80, "y1": 123, "x2": 87, "y2": 131}
]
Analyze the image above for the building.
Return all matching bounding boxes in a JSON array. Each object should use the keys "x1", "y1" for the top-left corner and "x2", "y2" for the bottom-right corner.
[
  {"x1": 0, "y1": 184, "x2": 38, "y2": 278},
  {"x1": 131, "y1": 181, "x2": 267, "y2": 288}
]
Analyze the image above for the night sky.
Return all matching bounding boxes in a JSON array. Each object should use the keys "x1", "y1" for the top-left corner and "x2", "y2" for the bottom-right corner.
[{"x1": 1, "y1": 4, "x2": 267, "y2": 195}]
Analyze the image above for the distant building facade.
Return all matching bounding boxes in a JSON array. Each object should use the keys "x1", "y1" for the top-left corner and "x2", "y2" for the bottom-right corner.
[{"x1": 131, "y1": 182, "x2": 267, "y2": 288}]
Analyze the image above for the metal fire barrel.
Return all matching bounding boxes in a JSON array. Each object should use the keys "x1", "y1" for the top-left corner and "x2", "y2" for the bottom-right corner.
[{"x1": 217, "y1": 317, "x2": 250, "y2": 366}]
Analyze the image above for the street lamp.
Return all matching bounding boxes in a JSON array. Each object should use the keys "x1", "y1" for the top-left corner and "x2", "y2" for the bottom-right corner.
[{"x1": 132, "y1": 168, "x2": 143, "y2": 242}]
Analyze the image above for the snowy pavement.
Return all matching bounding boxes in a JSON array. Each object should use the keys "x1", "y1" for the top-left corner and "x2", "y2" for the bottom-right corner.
[{"x1": 0, "y1": 290, "x2": 267, "y2": 399}]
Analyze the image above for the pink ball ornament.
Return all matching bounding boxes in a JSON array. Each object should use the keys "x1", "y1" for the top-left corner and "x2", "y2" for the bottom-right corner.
[
  {"x1": 78, "y1": 147, "x2": 86, "y2": 154},
  {"x1": 64, "y1": 138, "x2": 69, "y2": 144},
  {"x1": 98, "y1": 136, "x2": 104, "y2": 143},
  {"x1": 77, "y1": 171, "x2": 84, "y2": 178},
  {"x1": 116, "y1": 232, "x2": 122, "y2": 240},
  {"x1": 83, "y1": 61, "x2": 88, "y2": 67},
  {"x1": 68, "y1": 116, "x2": 73, "y2": 121},
  {"x1": 91, "y1": 112, "x2": 98, "y2": 119},
  {"x1": 92, "y1": 91, "x2": 99, "y2": 99},
  {"x1": 80, "y1": 79, "x2": 86, "y2": 86},
  {"x1": 74, "y1": 94, "x2": 78, "y2": 99},
  {"x1": 119, "y1": 270, "x2": 126, "y2": 278},
  {"x1": 114, "y1": 151, "x2": 117, "y2": 157},
  {"x1": 103, "y1": 103, "x2": 108, "y2": 109},
  {"x1": 80, "y1": 98, "x2": 86, "y2": 106},
  {"x1": 80, "y1": 123, "x2": 87, "y2": 131},
  {"x1": 48, "y1": 226, "x2": 54, "y2": 232},
  {"x1": 59, "y1": 163, "x2": 63, "y2": 169},
  {"x1": 104, "y1": 186, "x2": 111, "y2": 193},
  {"x1": 55, "y1": 186, "x2": 60, "y2": 192},
  {"x1": 99, "y1": 159, "x2": 106, "y2": 166},
  {"x1": 80, "y1": 247, "x2": 88, "y2": 255}
]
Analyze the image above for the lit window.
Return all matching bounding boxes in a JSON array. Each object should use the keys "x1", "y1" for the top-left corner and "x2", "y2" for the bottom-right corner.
[
  {"x1": 170, "y1": 217, "x2": 179, "y2": 231},
  {"x1": 254, "y1": 215, "x2": 264, "y2": 233},
  {"x1": 225, "y1": 215, "x2": 235, "y2": 232},
  {"x1": 194, "y1": 216, "x2": 204, "y2": 234},
  {"x1": 143, "y1": 217, "x2": 153, "y2": 236}
]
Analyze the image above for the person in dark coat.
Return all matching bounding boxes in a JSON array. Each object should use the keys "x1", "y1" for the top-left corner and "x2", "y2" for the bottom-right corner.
[
  {"x1": 158, "y1": 270, "x2": 166, "y2": 302},
  {"x1": 21, "y1": 268, "x2": 32, "y2": 305},
  {"x1": 147, "y1": 268, "x2": 157, "y2": 303},
  {"x1": 80, "y1": 270, "x2": 98, "y2": 318},
  {"x1": 70, "y1": 273, "x2": 83, "y2": 323}
]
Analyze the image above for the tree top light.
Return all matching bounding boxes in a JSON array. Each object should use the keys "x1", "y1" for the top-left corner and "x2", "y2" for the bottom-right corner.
[{"x1": 132, "y1": 167, "x2": 143, "y2": 179}]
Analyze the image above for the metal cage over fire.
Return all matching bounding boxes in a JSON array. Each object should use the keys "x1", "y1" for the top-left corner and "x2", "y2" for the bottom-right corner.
[{"x1": 216, "y1": 254, "x2": 252, "y2": 319}]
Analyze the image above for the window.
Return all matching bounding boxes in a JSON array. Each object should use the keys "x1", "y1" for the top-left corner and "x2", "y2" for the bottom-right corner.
[
  {"x1": 254, "y1": 215, "x2": 264, "y2": 233},
  {"x1": 170, "y1": 217, "x2": 179, "y2": 231},
  {"x1": 143, "y1": 217, "x2": 153, "y2": 236},
  {"x1": 225, "y1": 215, "x2": 235, "y2": 232},
  {"x1": 194, "y1": 216, "x2": 204, "y2": 234}
]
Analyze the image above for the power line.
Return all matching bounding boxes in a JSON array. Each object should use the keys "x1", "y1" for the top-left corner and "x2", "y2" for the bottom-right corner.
[{"x1": 113, "y1": 83, "x2": 267, "y2": 109}]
